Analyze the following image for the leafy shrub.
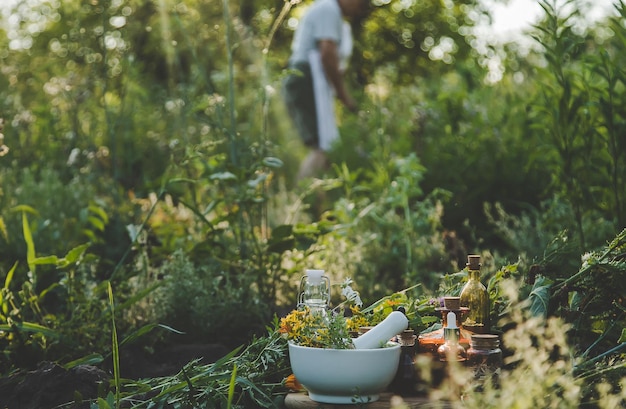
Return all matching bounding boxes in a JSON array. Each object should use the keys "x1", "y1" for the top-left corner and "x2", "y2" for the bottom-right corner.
[
  {"x1": 0, "y1": 167, "x2": 101, "y2": 270},
  {"x1": 151, "y1": 249, "x2": 272, "y2": 347},
  {"x1": 0, "y1": 166, "x2": 142, "y2": 284},
  {"x1": 529, "y1": 228, "x2": 626, "y2": 367},
  {"x1": 485, "y1": 195, "x2": 617, "y2": 262},
  {"x1": 0, "y1": 208, "x2": 111, "y2": 372},
  {"x1": 288, "y1": 154, "x2": 454, "y2": 304}
]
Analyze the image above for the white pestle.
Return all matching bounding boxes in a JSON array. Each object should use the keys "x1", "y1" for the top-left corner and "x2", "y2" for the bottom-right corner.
[{"x1": 352, "y1": 311, "x2": 409, "y2": 349}]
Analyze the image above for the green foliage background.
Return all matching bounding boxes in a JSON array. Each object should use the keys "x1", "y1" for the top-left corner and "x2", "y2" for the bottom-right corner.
[{"x1": 0, "y1": 0, "x2": 624, "y2": 406}]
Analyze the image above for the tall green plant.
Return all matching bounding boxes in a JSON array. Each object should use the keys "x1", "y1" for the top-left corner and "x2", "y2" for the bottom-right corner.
[
  {"x1": 0, "y1": 206, "x2": 86, "y2": 370},
  {"x1": 588, "y1": 0, "x2": 626, "y2": 228},
  {"x1": 533, "y1": 0, "x2": 592, "y2": 247},
  {"x1": 532, "y1": 0, "x2": 625, "y2": 246},
  {"x1": 147, "y1": 0, "x2": 328, "y2": 319}
]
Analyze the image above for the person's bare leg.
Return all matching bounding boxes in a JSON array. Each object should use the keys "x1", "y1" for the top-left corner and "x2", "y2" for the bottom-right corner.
[
  {"x1": 297, "y1": 148, "x2": 328, "y2": 181},
  {"x1": 297, "y1": 148, "x2": 330, "y2": 216}
]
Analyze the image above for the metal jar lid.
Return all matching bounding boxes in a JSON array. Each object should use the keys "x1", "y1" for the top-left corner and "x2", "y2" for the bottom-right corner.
[{"x1": 470, "y1": 334, "x2": 500, "y2": 349}]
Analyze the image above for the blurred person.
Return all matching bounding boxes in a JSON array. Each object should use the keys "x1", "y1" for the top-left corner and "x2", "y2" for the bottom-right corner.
[{"x1": 282, "y1": 0, "x2": 369, "y2": 180}]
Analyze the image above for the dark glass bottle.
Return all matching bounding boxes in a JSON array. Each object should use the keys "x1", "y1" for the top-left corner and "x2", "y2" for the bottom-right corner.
[
  {"x1": 459, "y1": 255, "x2": 490, "y2": 334},
  {"x1": 390, "y1": 330, "x2": 417, "y2": 396}
]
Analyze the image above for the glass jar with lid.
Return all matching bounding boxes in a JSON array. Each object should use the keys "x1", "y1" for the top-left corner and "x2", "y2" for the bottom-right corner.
[{"x1": 466, "y1": 334, "x2": 502, "y2": 385}]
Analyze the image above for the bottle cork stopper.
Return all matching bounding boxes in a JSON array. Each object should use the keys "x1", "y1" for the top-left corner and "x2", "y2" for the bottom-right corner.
[
  {"x1": 466, "y1": 254, "x2": 481, "y2": 270},
  {"x1": 443, "y1": 296, "x2": 461, "y2": 310}
]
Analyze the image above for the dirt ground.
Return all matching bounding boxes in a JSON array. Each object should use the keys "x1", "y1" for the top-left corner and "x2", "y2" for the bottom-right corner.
[{"x1": 0, "y1": 343, "x2": 230, "y2": 409}]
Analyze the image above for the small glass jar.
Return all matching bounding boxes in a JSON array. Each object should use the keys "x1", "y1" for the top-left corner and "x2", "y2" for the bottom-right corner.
[{"x1": 466, "y1": 334, "x2": 502, "y2": 384}]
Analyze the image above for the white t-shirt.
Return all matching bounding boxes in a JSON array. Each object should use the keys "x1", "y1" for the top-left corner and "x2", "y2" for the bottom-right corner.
[{"x1": 289, "y1": 0, "x2": 343, "y2": 66}]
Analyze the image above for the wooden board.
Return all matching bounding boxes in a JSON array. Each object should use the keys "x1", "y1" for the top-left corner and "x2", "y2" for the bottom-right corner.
[{"x1": 284, "y1": 392, "x2": 452, "y2": 408}]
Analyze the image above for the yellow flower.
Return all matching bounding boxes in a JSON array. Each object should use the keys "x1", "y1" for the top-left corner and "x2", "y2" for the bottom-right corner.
[
  {"x1": 279, "y1": 306, "x2": 353, "y2": 349},
  {"x1": 346, "y1": 314, "x2": 370, "y2": 332},
  {"x1": 285, "y1": 374, "x2": 303, "y2": 391}
]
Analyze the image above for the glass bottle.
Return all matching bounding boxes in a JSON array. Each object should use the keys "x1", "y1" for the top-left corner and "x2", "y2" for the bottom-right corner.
[
  {"x1": 437, "y1": 311, "x2": 466, "y2": 362},
  {"x1": 297, "y1": 270, "x2": 331, "y2": 345},
  {"x1": 390, "y1": 329, "x2": 417, "y2": 396},
  {"x1": 417, "y1": 299, "x2": 471, "y2": 355},
  {"x1": 298, "y1": 269, "x2": 330, "y2": 318},
  {"x1": 459, "y1": 255, "x2": 490, "y2": 334},
  {"x1": 467, "y1": 334, "x2": 502, "y2": 386}
]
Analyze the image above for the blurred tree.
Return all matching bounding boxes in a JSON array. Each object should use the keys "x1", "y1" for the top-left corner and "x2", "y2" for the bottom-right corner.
[{"x1": 355, "y1": 0, "x2": 490, "y2": 85}]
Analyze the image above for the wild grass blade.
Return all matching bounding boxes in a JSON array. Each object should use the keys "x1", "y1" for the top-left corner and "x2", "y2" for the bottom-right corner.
[
  {"x1": 0, "y1": 322, "x2": 58, "y2": 337},
  {"x1": 108, "y1": 282, "x2": 121, "y2": 408},
  {"x1": 227, "y1": 364, "x2": 237, "y2": 409},
  {"x1": 64, "y1": 353, "x2": 104, "y2": 370},
  {"x1": 21, "y1": 211, "x2": 36, "y2": 276},
  {"x1": 3, "y1": 261, "x2": 17, "y2": 289}
]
